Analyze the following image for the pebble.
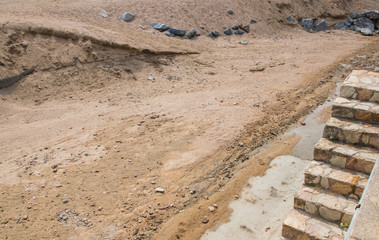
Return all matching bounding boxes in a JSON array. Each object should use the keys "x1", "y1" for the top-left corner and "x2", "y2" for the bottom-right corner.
[
  {"x1": 208, "y1": 206, "x2": 215, "y2": 212},
  {"x1": 227, "y1": 10, "x2": 234, "y2": 15},
  {"x1": 63, "y1": 199, "x2": 69, "y2": 204},
  {"x1": 99, "y1": 9, "x2": 109, "y2": 18},
  {"x1": 208, "y1": 31, "x2": 220, "y2": 38},
  {"x1": 202, "y1": 216, "x2": 209, "y2": 224},
  {"x1": 147, "y1": 76, "x2": 155, "y2": 81},
  {"x1": 231, "y1": 24, "x2": 239, "y2": 30},
  {"x1": 150, "y1": 23, "x2": 170, "y2": 31},
  {"x1": 169, "y1": 28, "x2": 186, "y2": 37},
  {"x1": 213, "y1": 203, "x2": 218, "y2": 208},
  {"x1": 234, "y1": 30, "x2": 245, "y2": 35},
  {"x1": 120, "y1": 12, "x2": 135, "y2": 22},
  {"x1": 155, "y1": 187, "x2": 165, "y2": 193},
  {"x1": 186, "y1": 29, "x2": 197, "y2": 39},
  {"x1": 239, "y1": 25, "x2": 250, "y2": 33},
  {"x1": 239, "y1": 40, "x2": 249, "y2": 45},
  {"x1": 250, "y1": 19, "x2": 257, "y2": 24},
  {"x1": 23, "y1": 215, "x2": 28, "y2": 220},
  {"x1": 224, "y1": 28, "x2": 233, "y2": 36}
]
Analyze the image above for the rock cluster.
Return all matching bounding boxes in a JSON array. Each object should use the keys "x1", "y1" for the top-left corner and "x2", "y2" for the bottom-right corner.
[{"x1": 334, "y1": 11, "x2": 379, "y2": 36}]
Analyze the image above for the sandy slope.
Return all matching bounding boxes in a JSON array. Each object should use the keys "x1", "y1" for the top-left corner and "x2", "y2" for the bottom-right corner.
[{"x1": 0, "y1": 0, "x2": 379, "y2": 239}]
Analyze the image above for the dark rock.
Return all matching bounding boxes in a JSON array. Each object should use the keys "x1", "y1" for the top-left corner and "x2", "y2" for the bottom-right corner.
[
  {"x1": 286, "y1": 17, "x2": 296, "y2": 22},
  {"x1": 224, "y1": 28, "x2": 233, "y2": 35},
  {"x1": 234, "y1": 30, "x2": 245, "y2": 35},
  {"x1": 186, "y1": 29, "x2": 197, "y2": 39},
  {"x1": 250, "y1": 19, "x2": 257, "y2": 24},
  {"x1": 353, "y1": 17, "x2": 375, "y2": 32},
  {"x1": 120, "y1": 12, "x2": 135, "y2": 22},
  {"x1": 376, "y1": 19, "x2": 379, "y2": 30},
  {"x1": 299, "y1": 19, "x2": 314, "y2": 32},
  {"x1": 231, "y1": 24, "x2": 239, "y2": 30},
  {"x1": 351, "y1": 13, "x2": 363, "y2": 19},
  {"x1": 363, "y1": 10, "x2": 379, "y2": 21},
  {"x1": 334, "y1": 21, "x2": 348, "y2": 30},
  {"x1": 227, "y1": 10, "x2": 234, "y2": 15},
  {"x1": 0, "y1": 69, "x2": 34, "y2": 89},
  {"x1": 150, "y1": 23, "x2": 170, "y2": 32},
  {"x1": 239, "y1": 25, "x2": 250, "y2": 33},
  {"x1": 169, "y1": 28, "x2": 186, "y2": 36},
  {"x1": 314, "y1": 20, "x2": 328, "y2": 32},
  {"x1": 164, "y1": 31, "x2": 175, "y2": 37},
  {"x1": 347, "y1": 18, "x2": 354, "y2": 24},
  {"x1": 63, "y1": 199, "x2": 69, "y2": 204},
  {"x1": 208, "y1": 31, "x2": 220, "y2": 38}
]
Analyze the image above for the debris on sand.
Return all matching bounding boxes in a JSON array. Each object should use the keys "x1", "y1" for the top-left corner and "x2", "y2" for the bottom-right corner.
[
  {"x1": 120, "y1": 12, "x2": 135, "y2": 22},
  {"x1": 155, "y1": 187, "x2": 165, "y2": 193}
]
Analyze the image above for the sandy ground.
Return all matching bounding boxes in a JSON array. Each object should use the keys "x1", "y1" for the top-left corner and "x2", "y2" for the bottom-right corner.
[{"x1": 1, "y1": 1, "x2": 379, "y2": 239}]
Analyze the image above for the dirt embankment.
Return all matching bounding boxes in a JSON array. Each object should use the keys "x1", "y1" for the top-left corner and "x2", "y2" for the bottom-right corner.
[{"x1": 0, "y1": 1, "x2": 379, "y2": 240}]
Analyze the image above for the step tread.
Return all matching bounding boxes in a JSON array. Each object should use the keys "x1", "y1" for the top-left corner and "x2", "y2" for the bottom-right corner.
[
  {"x1": 314, "y1": 138, "x2": 378, "y2": 174},
  {"x1": 323, "y1": 117, "x2": 379, "y2": 148},
  {"x1": 332, "y1": 97, "x2": 379, "y2": 123},
  {"x1": 282, "y1": 209, "x2": 345, "y2": 240},
  {"x1": 304, "y1": 161, "x2": 368, "y2": 198},
  {"x1": 340, "y1": 70, "x2": 379, "y2": 103},
  {"x1": 294, "y1": 186, "x2": 357, "y2": 224}
]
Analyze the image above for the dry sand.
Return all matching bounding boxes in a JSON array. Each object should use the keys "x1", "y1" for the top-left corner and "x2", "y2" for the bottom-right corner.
[{"x1": 0, "y1": 0, "x2": 379, "y2": 239}]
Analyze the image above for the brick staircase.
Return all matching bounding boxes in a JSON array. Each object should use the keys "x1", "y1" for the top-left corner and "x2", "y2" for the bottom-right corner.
[{"x1": 282, "y1": 70, "x2": 379, "y2": 240}]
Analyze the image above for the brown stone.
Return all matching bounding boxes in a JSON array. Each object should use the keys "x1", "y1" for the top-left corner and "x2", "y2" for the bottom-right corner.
[
  {"x1": 357, "y1": 89, "x2": 374, "y2": 101},
  {"x1": 329, "y1": 180, "x2": 353, "y2": 195},
  {"x1": 319, "y1": 206, "x2": 342, "y2": 221},
  {"x1": 355, "y1": 110, "x2": 372, "y2": 122}
]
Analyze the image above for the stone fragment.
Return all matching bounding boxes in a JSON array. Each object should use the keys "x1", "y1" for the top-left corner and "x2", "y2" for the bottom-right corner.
[
  {"x1": 147, "y1": 76, "x2": 155, "y2": 81},
  {"x1": 305, "y1": 202, "x2": 318, "y2": 215},
  {"x1": 155, "y1": 187, "x2": 165, "y2": 193},
  {"x1": 340, "y1": 86, "x2": 356, "y2": 98},
  {"x1": 208, "y1": 206, "x2": 215, "y2": 212},
  {"x1": 351, "y1": 13, "x2": 363, "y2": 19},
  {"x1": 239, "y1": 40, "x2": 248, "y2": 45},
  {"x1": 319, "y1": 206, "x2": 342, "y2": 221},
  {"x1": 329, "y1": 155, "x2": 347, "y2": 168},
  {"x1": 250, "y1": 66, "x2": 265, "y2": 72},
  {"x1": 150, "y1": 23, "x2": 170, "y2": 31},
  {"x1": 250, "y1": 19, "x2": 257, "y2": 24},
  {"x1": 169, "y1": 28, "x2": 186, "y2": 37},
  {"x1": 239, "y1": 25, "x2": 250, "y2": 33},
  {"x1": 286, "y1": 17, "x2": 296, "y2": 23},
  {"x1": 299, "y1": 19, "x2": 314, "y2": 32},
  {"x1": 234, "y1": 30, "x2": 245, "y2": 35},
  {"x1": 120, "y1": 12, "x2": 135, "y2": 22},
  {"x1": 223, "y1": 28, "x2": 233, "y2": 35},
  {"x1": 227, "y1": 10, "x2": 234, "y2": 15},
  {"x1": 186, "y1": 29, "x2": 197, "y2": 39},
  {"x1": 208, "y1": 31, "x2": 220, "y2": 38},
  {"x1": 63, "y1": 199, "x2": 69, "y2": 204},
  {"x1": 363, "y1": 10, "x2": 379, "y2": 21},
  {"x1": 353, "y1": 17, "x2": 375, "y2": 33},
  {"x1": 100, "y1": 9, "x2": 109, "y2": 18},
  {"x1": 315, "y1": 20, "x2": 328, "y2": 32},
  {"x1": 202, "y1": 216, "x2": 209, "y2": 224}
]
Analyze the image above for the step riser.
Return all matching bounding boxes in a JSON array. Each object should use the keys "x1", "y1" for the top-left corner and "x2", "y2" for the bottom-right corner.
[
  {"x1": 294, "y1": 197, "x2": 353, "y2": 224},
  {"x1": 323, "y1": 125, "x2": 379, "y2": 149},
  {"x1": 282, "y1": 225, "x2": 311, "y2": 240},
  {"x1": 340, "y1": 85, "x2": 379, "y2": 103},
  {"x1": 332, "y1": 105, "x2": 379, "y2": 124},
  {"x1": 314, "y1": 147, "x2": 375, "y2": 175},
  {"x1": 304, "y1": 172, "x2": 364, "y2": 199}
]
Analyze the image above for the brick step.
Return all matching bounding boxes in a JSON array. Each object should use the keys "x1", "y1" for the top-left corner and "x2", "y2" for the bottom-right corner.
[
  {"x1": 323, "y1": 117, "x2": 379, "y2": 149},
  {"x1": 314, "y1": 138, "x2": 378, "y2": 175},
  {"x1": 282, "y1": 209, "x2": 345, "y2": 240},
  {"x1": 294, "y1": 186, "x2": 357, "y2": 225},
  {"x1": 332, "y1": 97, "x2": 379, "y2": 123},
  {"x1": 340, "y1": 70, "x2": 379, "y2": 103},
  {"x1": 304, "y1": 161, "x2": 368, "y2": 199}
]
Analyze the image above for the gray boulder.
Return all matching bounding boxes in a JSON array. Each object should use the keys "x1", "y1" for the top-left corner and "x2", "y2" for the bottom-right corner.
[
  {"x1": 363, "y1": 10, "x2": 379, "y2": 21},
  {"x1": 351, "y1": 13, "x2": 363, "y2": 19},
  {"x1": 353, "y1": 17, "x2": 375, "y2": 32},
  {"x1": 314, "y1": 20, "x2": 328, "y2": 32},
  {"x1": 250, "y1": 19, "x2": 257, "y2": 24},
  {"x1": 359, "y1": 28, "x2": 374, "y2": 36},
  {"x1": 150, "y1": 23, "x2": 170, "y2": 31},
  {"x1": 224, "y1": 28, "x2": 233, "y2": 35},
  {"x1": 299, "y1": 19, "x2": 314, "y2": 32},
  {"x1": 169, "y1": 28, "x2": 186, "y2": 36},
  {"x1": 186, "y1": 29, "x2": 197, "y2": 39},
  {"x1": 121, "y1": 12, "x2": 135, "y2": 22},
  {"x1": 164, "y1": 31, "x2": 175, "y2": 37}
]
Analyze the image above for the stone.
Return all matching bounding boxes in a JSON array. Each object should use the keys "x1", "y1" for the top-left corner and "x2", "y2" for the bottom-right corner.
[
  {"x1": 120, "y1": 12, "x2": 135, "y2": 22},
  {"x1": 315, "y1": 20, "x2": 328, "y2": 32},
  {"x1": 150, "y1": 23, "x2": 170, "y2": 32},
  {"x1": 351, "y1": 13, "x2": 363, "y2": 19},
  {"x1": 208, "y1": 206, "x2": 215, "y2": 212},
  {"x1": 63, "y1": 199, "x2": 69, "y2": 204},
  {"x1": 250, "y1": 19, "x2": 257, "y2": 24},
  {"x1": 358, "y1": 28, "x2": 374, "y2": 36},
  {"x1": 202, "y1": 216, "x2": 209, "y2": 224},
  {"x1": 319, "y1": 206, "x2": 342, "y2": 221},
  {"x1": 250, "y1": 66, "x2": 265, "y2": 72},
  {"x1": 355, "y1": 110, "x2": 372, "y2": 122},
  {"x1": 239, "y1": 25, "x2": 250, "y2": 33},
  {"x1": 231, "y1": 24, "x2": 239, "y2": 30},
  {"x1": 320, "y1": 177, "x2": 330, "y2": 189},
  {"x1": 340, "y1": 86, "x2": 356, "y2": 98},
  {"x1": 169, "y1": 28, "x2": 186, "y2": 37},
  {"x1": 239, "y1": 40, "x2": 249, "y2": 45},
  {"x1": 299, "y1": 19, "x2": 314, "y2": 32},
  {"x1": 100, "y1": 9, "x2": 109, "y2": 18},
  {"x1": 329, "y1": 155, "x2": 347, "y2": 168},
  {"x1": 227, "y1": 10, "x2": 234, "y2": 15},
  {"x1": 305, "y1": 202, "x2": 318, "y2": 215},
  {"x1": 147, "y1": 76, "x2": 155, "y2": 81},
  {"x1": 334, "y1": 21, "x2": 350, "y2": 30},
  {"x1": 329, "y1": 180, "x2": 353, "y2": 195},
  {"x1": 186, "y1": 29, "x2": 197, "y2": 39},
  {"x1": 363, "y1": 10, "x2": 379, "y2": 21},
  {"x1": 286, "y1": 17, "x2": 296, "y2": 22},
  {"x1": 208, "y1": 31, "x2": 220, "y2": 38},
  {"x1": 234, "y1": 30, "x2": 245, "y2": 35},
  {"x1": 223, "y1": 28, "x2": 233, "y2": 36},
  {"x1": 155, "y1": 187, "x2": 165, "y2": 193},
  {"x1": 353, "y1": 17, "x2": 375, "y2": 33}
]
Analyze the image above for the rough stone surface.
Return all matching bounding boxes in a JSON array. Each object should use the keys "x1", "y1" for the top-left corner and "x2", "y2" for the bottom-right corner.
[
  {"x1": 234, "y1": 30, "x2": 245, "y2": 35},
  {"x1": 299, "y1": 19, "x2": 314, "y2": 32},
  {"x1": 120, "y1": 12, "x2": 135, "y2": 22},
  {"x1": 315, "y1": 20, "x2": 328, "y2": 32},
  {"x1": 208, "y1": 31, "x2": 220, "y2": 38},
  {"x1": 169, "y1": 28, "x2": 186, "y2": 36},
  {"x1": 353, "y1": 17, "x2": 375, "y2": 33},
  {"x1": 186, "y1": 29, "x2": 197, "y2": 39},
  {"x1": 223, "y1": 28, "x2": 233, "y2": 36},
  {"x1": 150, "y1": 23, "x2": 170, "y2": 31}
]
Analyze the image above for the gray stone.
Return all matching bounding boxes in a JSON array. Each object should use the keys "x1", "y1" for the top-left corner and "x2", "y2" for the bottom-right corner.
[
  {"x1": 155, "y1": 187, "x2": 165, "y2": 193},
  {"x1": 186, "y1": 29, "x2": 197, "y2": 39},
  {"x1": 100, "y1": 9, "x2": 109, "y2": 18},
  {"x1": 150, "y1": 23, "x2": 170, "y2": 32},
  {"x1": 234, "y1": 30, "x2": 245, "y2": 35},
  {"x1": 120, "y1": 12, "x2": 135, "y2": 22},
  {"x1": 63, "y1": 199, "x2": 69, "y2": 204},
  {"x1": 363, "y1": 10, "x2": 379, "y2": 21},
  {"x1": 354, "y1": 17, "x2": 375, "y2": 32},
  {"x1": 300, "y1": 19, "x2": 314, "y2": 32},
  {"x1": 169, "y1": 28, "x2": 186, "y2": 37},
  {"x1": 315, "y1": 20, "x2": 328, "y2": 32},
  {"x1": 231, "y1": 24, "x2": 239, "y2": 30},
  {"x1": 164, "y1": 31, "x2": 175, "y2": 37},
  {"x1": 351, "y1": 13, "x2": 363, "y2": 19},
  {"x1": 286, "y1": 17, "x2": 296, "y2": 22},
  {"x1": 239, "y1": 25, "x2": 250, "y2": 33},
  {"x1": 359, "y1": 28, "x2": 374, "y2": 36},
  {"x1": 227, "y1": 10, "x2": 234, "y2": 15},
  {"x1": 239, "y1": 40, "x2": 249, "y2": 45},
  {"x1": 250, "y1": 19, "x2": 257, "y2": 24},
  {"x1": 224, "y1": 28, "x2": 233, "y2": 35},
  {"x1": 208, "y1": 31, "x2": 220, "y2": 38}
]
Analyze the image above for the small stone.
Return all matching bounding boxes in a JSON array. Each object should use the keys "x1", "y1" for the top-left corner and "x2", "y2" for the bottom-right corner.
[
  {"x1": 63, "y1": 199, "x2": 68, "y2": 204},
  {"x1": 250, "y1": 66, "x2": 265, "y2": 72},
  {"x1": 150, "y1": 23, "x2": 170, "y2": 32},
  {"x1": 202, "y1": 216, "x2": 209, "y2": 224},
  {"x1": 120, "y1": 12, "x2": 135, "y2": 22},
  {"x1": 98, "y1": 206, "x2": 102, "y2": 211},
  {"x1": 286, "y1": 17, "x2": 295, "y2": 23},
  {"x1": 250, "y1": 19, "x2": 257, "y2": 24},
  {"x1": 189, "y1": 189, "x2": 196, "y2": 194},
  {"x1": 22, "y1": 215, "x2": 28, "y2": 220},
  {"x1": 239, "y1": 25, "x2": 250, "y2": 33},
  {"x1": 224, "y1": 28, "x2": 233, "y2": 36},
  {"x1": 213, "y1": 203, "x2": 218, "y2": 208},
  {"x1": 51, "y1": 164, "x2": 58, "y2": 169},
  {"x1": 238, "y1": 142, "x2": 244, "y2": 147},
  {"x1": 234, "y1": 30, "x2": 245, "y2": 35},
  {"x1": 300, "y1": 19, "x2": 314, "y2": 32},
  {"x1": 147, "y1": 76, "x2": 155, "y2": 81},
  {"x1": 231, "y1": 24, "x2": 239, "y2": 30},
  {"x1": 314, "y1": 20, "x2": 328, "y2": 32},
  {"x1": 169, "y1": 28, "x2": 186, "y2": 37},
  {"x1": 99, "y1": 9, "x2": 108, "y2": 18},
  {"x1": 186, "y1": 29, "x2": 197, "y2": 39},
  {"x1": 227, "y1": 10, "x2": 234, "y2": 15},
  {"x1": 239, "y1": 40, "x2": 248, "y2": 45},
  {"x1": 208, "y1": 206, "x2": 215, "y2": 212},
  {"x1": 164, "y1": 31, "x2": 176, "y2": 37},
  {"x1": 155, "y1": 187, "x2": 165, "y2": 193},
  {"x1": 208, "y1": 31, "x2": 220, "y2": 38}
]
